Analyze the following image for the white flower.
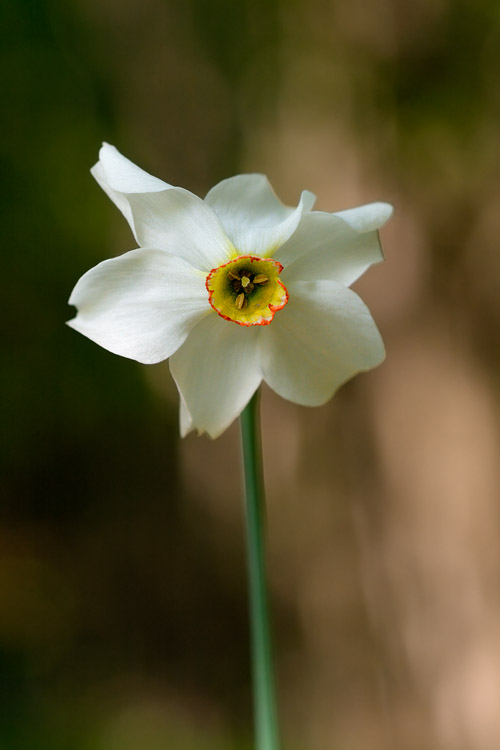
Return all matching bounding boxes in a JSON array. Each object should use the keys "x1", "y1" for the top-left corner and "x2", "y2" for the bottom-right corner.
[{"x1": 68, "y1": 144, "x2": 392, "y2": 438}]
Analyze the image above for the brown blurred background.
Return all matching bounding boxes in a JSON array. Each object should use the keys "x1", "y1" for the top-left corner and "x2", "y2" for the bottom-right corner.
[{"x1": 3, "y1": 0, "x2": 500, "y2": 748}]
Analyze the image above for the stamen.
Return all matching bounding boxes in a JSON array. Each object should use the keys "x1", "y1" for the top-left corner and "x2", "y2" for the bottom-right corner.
[
  {"x1": 235, "y1": 292, "x2": 246, "y2": 309},
  {"x1": 253, "y1": 274, "x2": 268, "y2": 284},
  {"x1": 228, "y1": 270, "x2": 241, "y2": 281}
]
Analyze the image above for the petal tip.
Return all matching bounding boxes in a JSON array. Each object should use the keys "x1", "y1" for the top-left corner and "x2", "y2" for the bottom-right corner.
[
  {"x1": 375, "y1": 202, "x2": 394, "y2": 226},
  {"x1": 335, "y1": 201, "x2": 394, "y2": 233},
  {"x1": 301, "y1": 189, "x2": 317, "y2": 212},
  {"x1": 99, "y1": 141, "x2": 116, "y2": 155}
]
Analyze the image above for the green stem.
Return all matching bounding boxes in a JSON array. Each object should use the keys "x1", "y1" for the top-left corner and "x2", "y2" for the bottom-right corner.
[{"x1": 240, "y1": 390, "x2": 281, "y2": 750}]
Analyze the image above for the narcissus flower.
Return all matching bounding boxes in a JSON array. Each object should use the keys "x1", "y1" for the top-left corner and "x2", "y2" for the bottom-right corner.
[{"x1": 68, "y1": 144, "x2": 392, "y2": 438}]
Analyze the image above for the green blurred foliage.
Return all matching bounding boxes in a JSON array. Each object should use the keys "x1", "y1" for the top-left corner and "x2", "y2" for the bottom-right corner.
[{"x1": 1, "y1": 0, "x2": 251, "y2": 745}]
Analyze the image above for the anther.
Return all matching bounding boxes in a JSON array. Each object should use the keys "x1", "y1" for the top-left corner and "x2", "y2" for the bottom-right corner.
[
  {"x1": 235, "y1": 292, "x2": 246, "y2": 309},
  {"x1": 253, "y1": 274, "x2": 268, "y2": 284}
]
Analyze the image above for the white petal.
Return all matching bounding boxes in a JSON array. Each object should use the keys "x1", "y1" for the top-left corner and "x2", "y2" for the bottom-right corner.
[
  {"x1": 96, "y1": 143, "x2": 170, "y2": 193},
  {"x1": 277, "y1": 204, "x2": 392, "y2": 287},
  {"x1": 226, "y1": 189, "x2": 315, "y2": 256},
  {"x1": 260, "y1": 280, "x2": 385, "y2": 405},
  {"x1": 334, "y1": 201, "x2": 393, "y2": 232},
  {"x1": 91, "y1": 161, "x2": 135, "y2": 228},
  {"x1": 179, "y1": 394, "x2": 195, "y2": 438},
  {"x1": 125, "y1": 188, "x2": 235, "y2": 270},
  {"x1": 169, "y1": 315, "x2": 262, "y2": 438},
  {"x1": 92, "y1": 145, "x2": 234, "y2": 270},
  {"x1": 205, "y1": 174, "x2": 315, "y2": 256},
  {"x1": 205, "y1": 173, "x2": 316, "y2": 232},
  {"x1": 68, "y1": 249, "x2": 209, "y2": 364},
  {"x1": 91, "y1": 144, "x2": 170, "y2": 231}
]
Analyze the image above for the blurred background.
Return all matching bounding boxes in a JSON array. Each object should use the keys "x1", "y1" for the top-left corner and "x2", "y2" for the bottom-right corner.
[{"x1": 3, "y1": 0, "x2": 500, "y2": 748}]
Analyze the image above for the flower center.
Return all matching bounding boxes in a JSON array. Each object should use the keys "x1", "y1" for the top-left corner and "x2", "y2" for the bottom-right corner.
[{"x1": 206, "y1": 255, "x2": 288, "y2": 326}]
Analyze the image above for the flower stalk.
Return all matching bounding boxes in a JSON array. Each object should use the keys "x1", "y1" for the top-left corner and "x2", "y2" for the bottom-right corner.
[{"x1": 240, "y1": 390, "x2": 281, "y2": 750}]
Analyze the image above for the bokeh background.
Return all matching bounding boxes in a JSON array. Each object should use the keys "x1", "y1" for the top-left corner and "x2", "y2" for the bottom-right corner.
[{"x1": 3, "y1": 0, "x2": 500, "y2": 748}]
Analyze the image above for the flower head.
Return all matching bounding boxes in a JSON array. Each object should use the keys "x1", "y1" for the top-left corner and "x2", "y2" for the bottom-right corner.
[{"x1": 68, "y1": 144, "x2": 392, "y2": 438}]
